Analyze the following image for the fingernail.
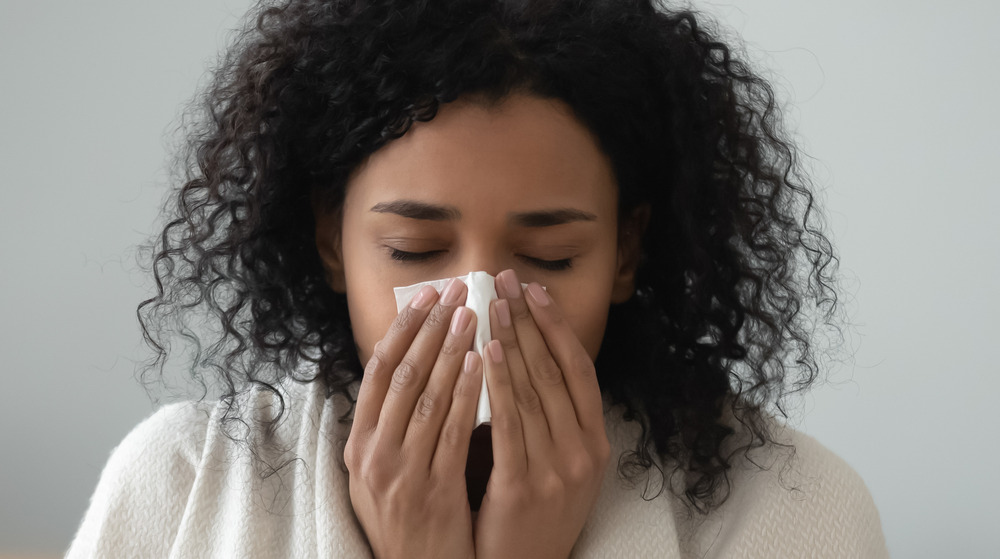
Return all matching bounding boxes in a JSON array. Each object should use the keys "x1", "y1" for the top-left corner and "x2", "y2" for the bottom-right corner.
[
  {"x1": 409, "y1": 285, "x2": 436, "y2": 310},
  {"x1": 463, "y1": 351, "x2": 480, "y2": 375},
  {"x1": 487, "y1": 340, "x2": 503, "y2": 364},
  {"x1": 526, "y1": 283, "x2": 549, "y2": 306},
  {"x1": 498, "y1": 270, "x2": 521, "y2": 299},
  {"x1": 450, "y1": 306, "x2": 472, "y2": 335},
  {"x1": 496, "y1": 299, "x2": 511, "y2": 328},
  {"x1": 440, "y1": 277, "x2": 464, "y2": 306}
]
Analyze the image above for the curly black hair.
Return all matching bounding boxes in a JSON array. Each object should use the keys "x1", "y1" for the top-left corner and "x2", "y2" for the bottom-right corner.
[{"x1": 138, "y1": 0, "x2": 840, "y2": 512}]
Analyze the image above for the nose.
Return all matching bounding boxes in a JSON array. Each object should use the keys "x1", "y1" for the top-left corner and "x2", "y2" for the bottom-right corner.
[{"x1": 449, "y1": 243, "x2": 507, "y2": 281}]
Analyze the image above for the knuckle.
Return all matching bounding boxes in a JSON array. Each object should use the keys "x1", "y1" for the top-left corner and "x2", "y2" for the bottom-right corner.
[
  {"x1": 439, "y1": 333, "x2": 465, "y2": 357},
  {"x1": 422, "y1": 304, "x2": 450, "y2": 330},
  {"x1": 412, "y1": 391, "x2": 438, "y2": 423},
  {"x1": 530, "y1": 355, "x2": 564, "y2": 387},
  {"x1": 498, "y1": 335, "x2": 519, "y2": 353},
  {"x1": 453, "y1": 369, "x2": 476, "y2": 398},
  {"x1": 361, "y1": 442, "x2": 402, "y2": 486},
  {"x1": 564, "y1": 454, "x2": 595, "y2": 485},
  {"x1": 507, "y1": 486, "x2": 533, "y2": 508},
  {"x1": 538, "y1": 472, "x2": 566, "y2": 500},
  {"x1": 569, "y1": 351, "x2": 597, "y2": 379},
  {"x1": 389, "y1": 358, "x2": 420, "y2": 392},
  {"x1": 438, "y1": 421, "x2": 465, "y2": 449},
  {"x1": 513, "y1": 384, "x2": 542, "y2": 414},
  {"x1": 387, "y1": 308, "x2": 419, "y2": 338},
  {"x1": 547, "y1": 307, "x2": 566, "y2": 326},
  {"x1": 360, "y1": 462, "x2": 391, "y2": 488},
  {"x1": 508, "y1": 298, "x2": 532, "y2": 321},
  {"x1": 427, "y1": 472, "x2": 450, "y2": 497},
  {"x1": 491, "y1": 364, "x2": 512, "y2": 388},
  {"x1": 347, "y1": 442, "x2": 392, "y2": 488},
  {"x1": 362, "y1": 351, "x2": 384, "y2": 382},
  {"x1": 492, "y1": 411, "x2": 522, "y2": 439}
]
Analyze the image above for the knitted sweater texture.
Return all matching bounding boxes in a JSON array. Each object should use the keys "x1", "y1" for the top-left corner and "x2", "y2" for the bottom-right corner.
[{"x1": 67, "y1": 378, "x2": 887, "y2": 558}]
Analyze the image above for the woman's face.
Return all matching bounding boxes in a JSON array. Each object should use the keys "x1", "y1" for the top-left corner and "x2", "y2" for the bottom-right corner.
[{"x1": 315, "y1": 94, "x2": 643, "y2": 367}]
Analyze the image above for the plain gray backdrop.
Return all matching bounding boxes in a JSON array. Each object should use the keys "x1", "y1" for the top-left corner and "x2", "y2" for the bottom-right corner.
[{"x1": 2, "y1": 1, "x2": 997, "y2": 557}]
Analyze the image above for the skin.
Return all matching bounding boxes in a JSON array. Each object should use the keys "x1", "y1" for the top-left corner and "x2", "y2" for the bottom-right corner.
[{"x1": 314, "y1": 94, "x2": 647, "y2": 559}]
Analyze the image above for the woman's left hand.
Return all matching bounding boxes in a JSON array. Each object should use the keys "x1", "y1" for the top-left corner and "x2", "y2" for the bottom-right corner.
[{"x1": 474, "y1": 269, "x2": 610, "y2": 559}]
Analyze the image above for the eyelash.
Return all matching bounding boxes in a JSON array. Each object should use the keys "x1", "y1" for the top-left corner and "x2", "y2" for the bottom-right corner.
[
  {"x1": 526, "y1": 256, "x2": 573, "y2": 271},
  {"x1": 387, "y1": 248, "x2": 442, "y2": 262},
  {"x1": 387, "y1": 248, "x2": 573, "y2": 271}
]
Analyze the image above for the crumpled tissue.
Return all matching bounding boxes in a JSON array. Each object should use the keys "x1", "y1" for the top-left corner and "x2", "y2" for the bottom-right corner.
[{"x1": 394, "y1": 270, "x2": 528, "y2": 428}]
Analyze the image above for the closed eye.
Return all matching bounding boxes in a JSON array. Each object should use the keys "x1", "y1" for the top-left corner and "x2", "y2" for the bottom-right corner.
[
  {"x1": 386, "y1": 247, "x2": 573, "y2": 271},
  {"x1": 387, "y1": 248, "x2": 443, "y2": 262},
  {"x1": 519, "y1": 255, "x2": 573, "y2": 271}
]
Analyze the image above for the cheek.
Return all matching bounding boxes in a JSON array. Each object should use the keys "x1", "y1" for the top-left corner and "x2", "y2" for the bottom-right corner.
[
  {"x1": 342, "y1": 255, "x2": 400, "y2": 367},
  {"x1": 549, "y1": 276, "x2": 614, "y2": 362},
  {"x1": 339, "y1": 217, "x2": 407, "y2": 366},
  {"x1": 558, "y1": 250, "x2": 618, "y2": 361},
  {"x1": 561, "y1": 299, "x2": 611, "y2": 362},
  {"x1": 348, "y1": 289, "x2": 398, "y2": 367}
]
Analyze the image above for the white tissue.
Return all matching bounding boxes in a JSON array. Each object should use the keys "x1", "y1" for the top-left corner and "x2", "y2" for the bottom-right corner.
[{"x1": 393, "y1": 271, "x2": 510, "y2": 428}]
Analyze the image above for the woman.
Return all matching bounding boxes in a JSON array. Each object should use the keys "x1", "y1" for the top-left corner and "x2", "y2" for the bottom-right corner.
[{"x1": 69, "y1": 0, "x2": 887, "y2": 556}]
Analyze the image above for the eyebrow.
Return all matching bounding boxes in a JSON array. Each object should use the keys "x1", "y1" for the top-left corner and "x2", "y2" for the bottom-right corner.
[
  {"x1": 509, "y1": 208, "x2": 597, "y2": 227},
  {"x1": 370, "y1": 200, "x2": 460, "y2": 221},
  {"x1": 370, "y1": 199, "x2": 597, "y2": 227}
]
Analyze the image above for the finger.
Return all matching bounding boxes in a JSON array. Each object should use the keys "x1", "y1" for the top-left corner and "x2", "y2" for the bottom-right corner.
[
  {"x1": 404, "y1": 306, "x2": 477, "y2": 464},
  {"x1": 483, "y1": 339, "x2": 527, "y2": 476},
  {"x1": 378, "y1": 278, "x2": 468, "y2": 445},
  {"x1": 495, "y1": 270, "x2": 579, "y2": 438},
  {"x1": 522, "y1": 281, "x2": 605, "y2": 434},
  {"x1": 489, "y1": 297, "x2": 551, "y2": 452},
  {"x1": 431, "y1": 351, "x2": 483, "y2": 475},
  {"x1": 353, "y1": 284, "x2": 439, "y2": 436}
]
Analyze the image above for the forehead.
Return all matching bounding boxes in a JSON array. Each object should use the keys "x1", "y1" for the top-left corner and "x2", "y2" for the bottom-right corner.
[{"x1": 345, "y1": 94, "x2": 618, "y2": 216}]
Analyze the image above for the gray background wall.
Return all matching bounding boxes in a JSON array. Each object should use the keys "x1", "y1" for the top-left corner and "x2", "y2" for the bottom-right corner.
[{"x1": 2, "y1": 1, "x2": 997, "y2": 557}]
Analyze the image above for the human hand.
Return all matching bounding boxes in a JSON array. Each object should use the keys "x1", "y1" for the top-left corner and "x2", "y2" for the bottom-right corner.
[
  {"x1": 474, "y1": 269, "x2": 611, "y2": 559},
  {"x1": 345, "y1": 278, "x2": 482, "y2": 559}
]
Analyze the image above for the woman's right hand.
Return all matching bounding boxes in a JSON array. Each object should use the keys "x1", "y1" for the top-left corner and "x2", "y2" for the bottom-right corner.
[{"x1": 345, "y1": 278, "x2": 482, "y2": 559}]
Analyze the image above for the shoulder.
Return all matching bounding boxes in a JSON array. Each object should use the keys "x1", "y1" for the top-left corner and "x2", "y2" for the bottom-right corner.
[
  {"x1": 111, "y1": 400, "x2": 212, "y2": 473},
  {"x1": 95, "y1": 376, "x2": 331, "y2": 490},
  {"x1": 92, "y1": 400, "x2": 213, "y2": 503},
  {"x1": 68, "y1": 376, "x2": 353, "y2": 557},
  {"x1": 753, "y1": 427, "x2": 884, "y2": 530},
  {"x1": 66, "y1": 401, "x2": 213, "y2": 557},
  {"x1": 698, "y1": 425, "x2": 889, "y2": 558}
]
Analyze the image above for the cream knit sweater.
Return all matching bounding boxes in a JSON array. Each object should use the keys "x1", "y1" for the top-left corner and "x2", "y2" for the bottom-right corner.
[{"x1": 66, "y1": 378, "x2": 888, "y2": 558}]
